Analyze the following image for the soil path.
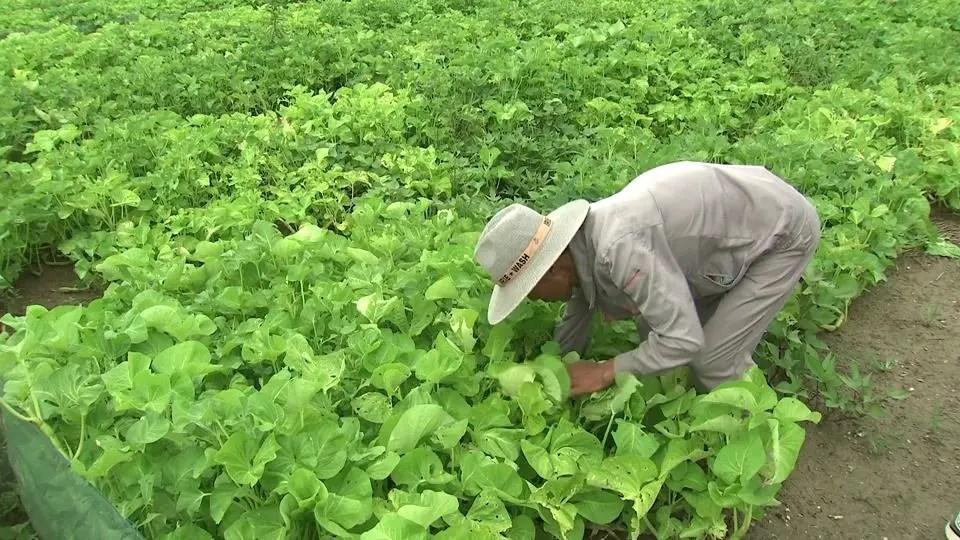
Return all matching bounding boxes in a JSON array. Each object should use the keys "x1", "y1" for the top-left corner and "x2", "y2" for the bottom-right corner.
[
  {"x1": 750, "y1": 216, "x2": 960, "y2": 539},
  {"x1": 0, "y1": 265, "x2": 101, "y2": 320}
]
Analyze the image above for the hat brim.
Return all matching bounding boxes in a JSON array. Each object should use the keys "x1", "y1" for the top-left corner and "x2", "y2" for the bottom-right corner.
[{"x1": 487, "y1": 199, "x2": 590, "y2": 325}]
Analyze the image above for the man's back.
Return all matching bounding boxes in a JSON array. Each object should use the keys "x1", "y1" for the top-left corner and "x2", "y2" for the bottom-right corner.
[{"x1": 582, "y1": 161, "x2": 812, "y2": 298}]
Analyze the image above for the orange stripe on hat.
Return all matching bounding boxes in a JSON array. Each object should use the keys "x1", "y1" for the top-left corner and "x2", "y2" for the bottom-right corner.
[{"x1": 497, "y1": 217, "x2": 552, "y2": 285}]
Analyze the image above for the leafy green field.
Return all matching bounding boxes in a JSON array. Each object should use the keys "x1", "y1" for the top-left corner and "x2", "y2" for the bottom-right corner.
[{"x1": 1, "y1": 0, "x2": 958, "y2": 538}]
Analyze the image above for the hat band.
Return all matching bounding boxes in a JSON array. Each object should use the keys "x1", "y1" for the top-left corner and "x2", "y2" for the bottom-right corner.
[{"x1": 497, "y1": 217, "x2": 552, "y2": 285}]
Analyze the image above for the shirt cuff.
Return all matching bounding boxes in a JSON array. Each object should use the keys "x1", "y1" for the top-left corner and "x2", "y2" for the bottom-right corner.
[
  {"x1": 612, "y1": 351, "x2": 638, "y2": 374},
  {"x1": 611, "y1": 344, "x2": 691, "y2": 377}
]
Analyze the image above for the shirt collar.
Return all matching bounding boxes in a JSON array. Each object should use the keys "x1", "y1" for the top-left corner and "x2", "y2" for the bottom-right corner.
[{"x1": 566, "y1": 223, "x2": 597, "y2": 309}]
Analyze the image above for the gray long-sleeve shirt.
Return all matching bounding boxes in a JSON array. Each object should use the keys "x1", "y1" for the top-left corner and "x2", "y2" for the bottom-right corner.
[{"x1": 554, "y1": 161, "x2": 814, "y2": 376}]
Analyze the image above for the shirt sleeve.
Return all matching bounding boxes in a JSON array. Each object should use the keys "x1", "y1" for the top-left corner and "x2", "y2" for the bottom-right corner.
[
  {"x1": 600, "y1": 228, "x2": 705, "y2": 375},
  {"x1": 554, "y1": 287, "x2": 595, "y2": 357}
]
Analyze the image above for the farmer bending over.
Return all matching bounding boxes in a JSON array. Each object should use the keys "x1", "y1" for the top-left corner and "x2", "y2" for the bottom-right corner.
[{"x1": 474, "y1": 161, "x2": 821, "y2": 397}]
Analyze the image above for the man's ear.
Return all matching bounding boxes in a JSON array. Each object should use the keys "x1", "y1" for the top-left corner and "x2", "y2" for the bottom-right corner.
[{"x1": 544, "y1": 261, "x2": 560, "y2": 279}]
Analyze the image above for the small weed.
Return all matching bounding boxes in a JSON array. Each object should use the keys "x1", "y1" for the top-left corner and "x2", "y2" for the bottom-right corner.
[
  {"x1": 806, "y1": 351, "x2": 909, "y2": 419},
  {"x1": 922, "y1": 300, "x2": 947, "y2": 329},
  {"x1": 866, "y1": 433, "x2": 893, "y2": 456},
  {"x1": 868, "y1": 355, "x2": 898, "y2": 373},
  {"x1": 929, "y1": 407, "x2": 944, "y2": 435}
]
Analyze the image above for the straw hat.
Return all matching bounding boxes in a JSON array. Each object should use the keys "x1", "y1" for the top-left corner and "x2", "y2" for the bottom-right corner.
[{"x1": 474, "y1": 200, "x2": 590, "y2": 324}]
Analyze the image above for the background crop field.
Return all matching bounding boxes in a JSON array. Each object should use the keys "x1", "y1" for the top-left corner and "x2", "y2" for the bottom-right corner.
[{"x1": 1, "y1": 0, "x2": 958, "y2": 539}]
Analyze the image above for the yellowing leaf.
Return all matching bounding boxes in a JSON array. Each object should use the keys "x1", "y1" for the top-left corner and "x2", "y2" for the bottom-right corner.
[
  {"x1": 875, "y1": 156, "x2": 896, "y2": 172},
  {"x1": 931, "y1": 117, "x2": 954, "y2": 135}
]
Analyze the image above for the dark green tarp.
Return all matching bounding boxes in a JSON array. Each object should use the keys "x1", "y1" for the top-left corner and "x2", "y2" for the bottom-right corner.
[{"x1": 2, "y1": 410, "x2": 144, "y2": 540}]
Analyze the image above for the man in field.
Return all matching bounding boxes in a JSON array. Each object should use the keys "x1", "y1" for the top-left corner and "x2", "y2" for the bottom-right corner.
[{"x1": 474, "y1": 161, "x2": 821, "y2": 396}]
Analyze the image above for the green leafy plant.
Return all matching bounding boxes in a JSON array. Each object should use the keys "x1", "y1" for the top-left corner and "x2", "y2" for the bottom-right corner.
[
  {"x1": 0, "y1": 206, "x2": 821, "y2": 539},
  {"x1": 1, "y1": 0, "x2": 958, "y2": 536}
]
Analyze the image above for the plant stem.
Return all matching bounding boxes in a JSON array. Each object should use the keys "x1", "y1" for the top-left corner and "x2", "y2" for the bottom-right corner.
[
  {"x1": 37, "y1": 421, "x2": 71, "y2": 458},
  {"x1": 215, "y1": 419, "x2": 230, "y2": 441},
  {"x1": 643, "y1": 516, "x2": 660, "y2": 539},
  {"x1": 1, "y1": 396, "x2": 70, "y2": 458},
  {"x1": 734, "y1": 504, "x2": 754, "y2": 539},
  {"x1": 0, "y1": 397, "x2": 36, "y2": 424},
  {"x1": 74, "y1": 412, "x2": 87, "y2": 460},
  {"x1": 30, "y1": 391, "x2": 43, "y2": 421},
  {"x1": 600, "y1": 408, "x2": 616, "y2": 447}
]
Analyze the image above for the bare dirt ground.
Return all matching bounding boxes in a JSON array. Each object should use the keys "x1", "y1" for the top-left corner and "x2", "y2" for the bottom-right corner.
[
  {"x1": 750, "y1": 214, "x2": 960, "y2": 540},
  {"x1": 0, "y1": 264, "x2": 101, "y2": 321}
]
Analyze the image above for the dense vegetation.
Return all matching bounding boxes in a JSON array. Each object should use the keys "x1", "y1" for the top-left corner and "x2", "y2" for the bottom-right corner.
[{"x1": 1, "y1": 0, "x2": 958, "y2": 538}]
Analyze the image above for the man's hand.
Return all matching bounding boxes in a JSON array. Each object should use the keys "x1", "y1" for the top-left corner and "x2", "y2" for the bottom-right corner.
[{"x1": 567, "y1": 360, "x2": 616, "y2": 397}]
